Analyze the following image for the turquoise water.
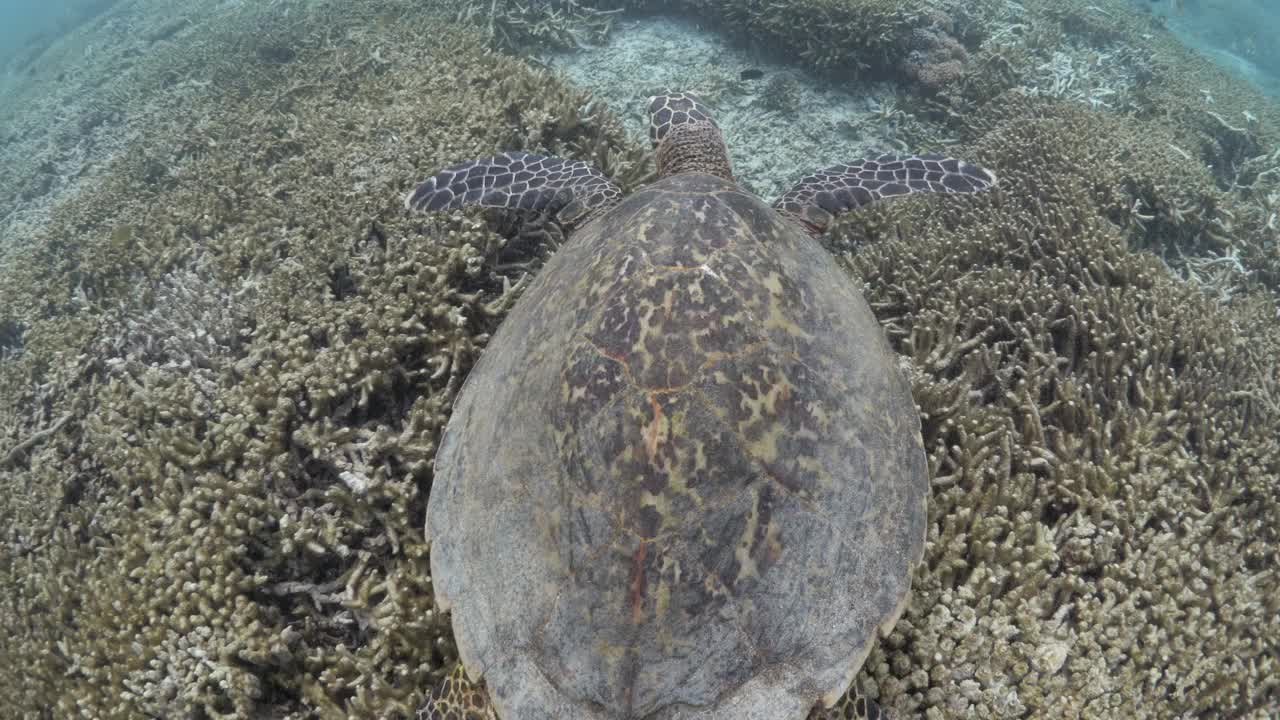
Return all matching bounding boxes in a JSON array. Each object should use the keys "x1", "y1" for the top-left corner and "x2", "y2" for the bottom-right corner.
[
  {"x1": 0, "y1": 0, "x2": 119, "y2": 69},
  {"x1": 1146, "y1": 0, "x2": 1280, "y2": 96}
]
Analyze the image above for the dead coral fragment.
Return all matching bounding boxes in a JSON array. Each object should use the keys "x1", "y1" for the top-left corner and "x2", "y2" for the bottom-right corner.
[{"x1": 455, "y1": 0, "x2": 621, "y2": 52}]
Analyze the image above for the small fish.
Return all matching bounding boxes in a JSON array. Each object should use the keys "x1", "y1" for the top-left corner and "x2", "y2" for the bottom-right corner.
[{"x1": 739, "y1": 68, "x2": 764, "y2": 81}]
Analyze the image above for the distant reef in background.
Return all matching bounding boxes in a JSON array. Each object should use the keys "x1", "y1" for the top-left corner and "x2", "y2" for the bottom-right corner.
[{"x1": 0, "y1": 0, "x2": 123, "y2": 76}]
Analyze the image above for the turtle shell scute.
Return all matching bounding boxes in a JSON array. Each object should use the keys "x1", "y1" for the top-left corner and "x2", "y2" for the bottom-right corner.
[{"x1": 426, "y1": 172, "x2": 928, "y2": 720}]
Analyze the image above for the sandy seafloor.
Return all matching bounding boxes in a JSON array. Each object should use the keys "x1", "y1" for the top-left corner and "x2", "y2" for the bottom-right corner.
[
  {"x1": 542, "y1": 14, "x2": 908, "y2": 199},
  {"x1": 1, "y1": 0, "x2": 1279, "y2": 717}
]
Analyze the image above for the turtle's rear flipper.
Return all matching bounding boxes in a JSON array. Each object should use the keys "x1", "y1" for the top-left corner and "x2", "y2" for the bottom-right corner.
[
  {"x1": 415, "y1": 664, "x2": 496, "y2": 720},
  {"x1": 773, "y1": 153, "x2": 997, "y2": 237},
  {"x1": 405, "y1": 151, "x2": 622, "y2": 229}
]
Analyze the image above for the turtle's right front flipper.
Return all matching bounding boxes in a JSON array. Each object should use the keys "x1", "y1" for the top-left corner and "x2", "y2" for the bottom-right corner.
[
  {"x1": 773, "y1": 153, "x2": 997, "y2": 238},
  {"x1": 405, "y1": 150, "x2": 621, "y2": 229}
]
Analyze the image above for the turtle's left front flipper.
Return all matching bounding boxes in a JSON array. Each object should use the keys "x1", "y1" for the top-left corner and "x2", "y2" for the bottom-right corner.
[
  {"x1": 773, "y1": 153, "x2": 997, "y2": 238},
  {"x1": 405, "y1": 150, "x2": 621, "y2": 229},
  {"x1": 415, "y1": 664, "x2": 496, "y2": 720}
]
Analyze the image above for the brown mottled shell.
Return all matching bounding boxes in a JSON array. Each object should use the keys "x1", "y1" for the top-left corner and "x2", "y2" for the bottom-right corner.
[{"x1": 426, "y1": 173, "x2": 927, "y2": 720}]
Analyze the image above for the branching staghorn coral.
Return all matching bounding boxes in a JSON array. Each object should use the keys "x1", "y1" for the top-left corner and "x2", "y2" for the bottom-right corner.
[
  {"x1": 0, "y1": 2, "x2": 647, "y2": 717},
  {"x1": 826, "y1": 93, "x2": 1280, "y2": 716}
]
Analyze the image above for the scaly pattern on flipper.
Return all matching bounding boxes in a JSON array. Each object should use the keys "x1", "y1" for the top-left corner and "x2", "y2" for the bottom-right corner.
[
  {"x1": 807, "y1": 683, "x2": 885, "y2": 720},
  {"x1": 773, "y1": 153, "x2": 997, "y2": 236},
  {"x1": 415, "y1": 664, "x2": 496, "y2": 720},
  {"x1": 405, "y1": 151, "x2": 622, "y2": 228}
]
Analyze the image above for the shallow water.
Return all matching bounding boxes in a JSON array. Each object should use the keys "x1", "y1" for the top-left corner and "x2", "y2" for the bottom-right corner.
[
  {"x1": 1146, "y1": 0, "x2": 1280, "y2": 96},
  {"x1": 0, "y1": 1, "x2": 1277, "y2": 718}
]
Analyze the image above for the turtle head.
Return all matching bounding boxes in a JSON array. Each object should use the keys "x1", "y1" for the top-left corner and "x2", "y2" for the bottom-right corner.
[{"x1": 647, "y1": 92, "x2": 734, "y2": 183}]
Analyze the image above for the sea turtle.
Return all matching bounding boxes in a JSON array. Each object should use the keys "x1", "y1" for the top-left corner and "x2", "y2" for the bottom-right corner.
[{"x1": 406, "y1": 92, "x2": 996, "y2": 720}]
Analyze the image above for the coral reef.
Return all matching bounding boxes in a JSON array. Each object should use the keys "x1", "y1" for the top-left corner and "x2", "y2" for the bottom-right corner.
[
  {"x1": 562, "y1": 0, "x2": 1278, "y2": 297},
  {"x1": 0, "y1": 1, "x2": 646, "y2": 717},
  {"x1": 828, "y1": 92, "x2": 1280, "y2": 716},
  {"x1": 902, "y1": 23, "x2": 968, "y2": 93},
  {"x1": 0, "y1": 0, "x2": 1277, "y2": 718}
]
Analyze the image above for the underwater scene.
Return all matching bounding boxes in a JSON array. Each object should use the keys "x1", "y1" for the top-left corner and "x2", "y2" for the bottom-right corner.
[{"x1": 0, "y1": 0, "x2": 1277, "y2": 718}]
